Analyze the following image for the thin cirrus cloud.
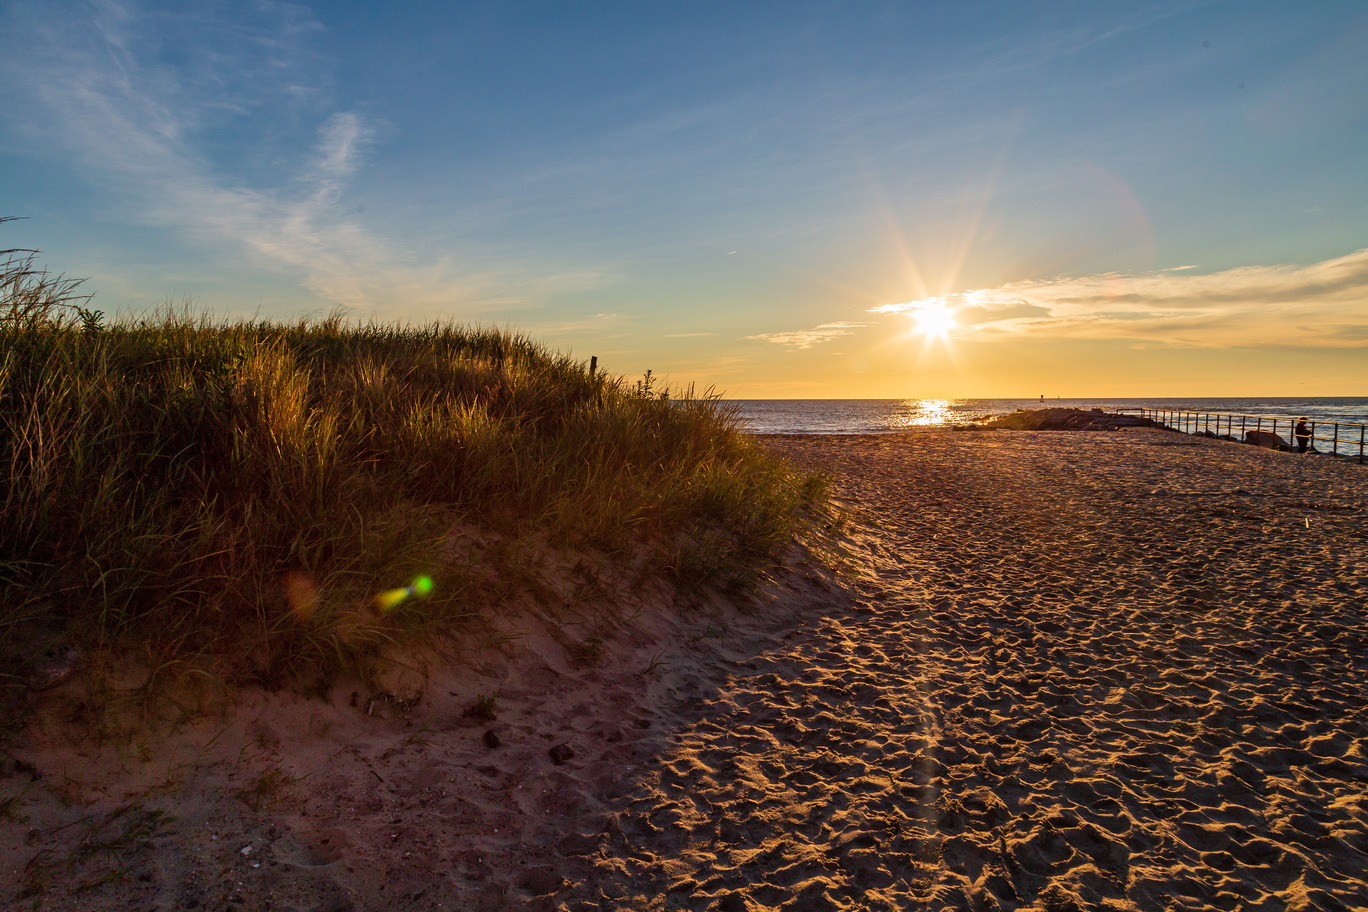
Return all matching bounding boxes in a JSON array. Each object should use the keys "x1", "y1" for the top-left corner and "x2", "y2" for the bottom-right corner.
[
  {"x1": 0, "y1": 0, "x2": 512, "y2": 317},
  {"x1": 747, "y1": 322, "x2": 868, "y2": 349},
  {"x1": 870, "y1": 248, "x2": 1368, "y2": 348}
]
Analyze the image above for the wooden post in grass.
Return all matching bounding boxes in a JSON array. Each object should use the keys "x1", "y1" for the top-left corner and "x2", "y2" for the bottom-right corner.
[{"x1": 589, "y1": 355, "x2": 597, "y2": 377}]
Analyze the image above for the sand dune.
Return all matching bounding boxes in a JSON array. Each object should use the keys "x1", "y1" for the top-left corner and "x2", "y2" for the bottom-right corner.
[{"x1": 4, "y1": 428, "x2": 1367, "y2": 910}]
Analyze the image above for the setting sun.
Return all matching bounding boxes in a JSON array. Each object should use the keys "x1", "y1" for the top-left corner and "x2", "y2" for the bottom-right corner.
[{"x1": 913, "y1": 301, "x2": 957, "y2": 339}]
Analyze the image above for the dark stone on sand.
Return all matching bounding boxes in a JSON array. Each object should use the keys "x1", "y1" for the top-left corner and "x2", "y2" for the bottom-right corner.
[
  {"x1": 549, "y1": 743, "x2": 574, "y2": 765},
  {"x1": 975, "y1": 408, "x2": 1163, "y2": 432},
  {"x1": 27, "y1": 646, "x2": 81, "y2": 692},
  {"x1": 483, "y1": 729, "x2": 500, "y2": 749},
  {"x1": 1245, "y1": 429, "x2": 1288, "y2": 450}
]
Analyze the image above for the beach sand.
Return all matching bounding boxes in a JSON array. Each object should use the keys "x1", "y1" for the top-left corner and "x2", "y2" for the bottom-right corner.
[{"x1": 3, "y1": 427, "x2": 1367, "y2": 910}]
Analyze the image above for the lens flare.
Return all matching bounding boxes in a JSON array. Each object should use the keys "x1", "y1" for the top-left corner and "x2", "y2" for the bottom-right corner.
[
  {"x1": 284, "y1": 571, "x2": 319, "y2": 621},
  {"x1": 373, "y1": 575, "x2": 435, "y2": 614}
]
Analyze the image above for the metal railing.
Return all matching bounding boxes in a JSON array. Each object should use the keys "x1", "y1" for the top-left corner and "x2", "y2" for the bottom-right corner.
[{"x1": 1115, "y1": 408, "x2": 1367, "y2": 465}]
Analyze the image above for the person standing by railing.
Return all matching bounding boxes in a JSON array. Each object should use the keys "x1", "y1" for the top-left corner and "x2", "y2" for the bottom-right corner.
[{"x1": 1294, "y1": 418, "x2": 1312, "y2": 454}]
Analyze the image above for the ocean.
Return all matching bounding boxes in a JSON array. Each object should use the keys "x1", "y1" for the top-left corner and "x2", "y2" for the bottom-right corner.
[{"x1": 729, "y1": 398, "x2": 1368, "y2": 456}]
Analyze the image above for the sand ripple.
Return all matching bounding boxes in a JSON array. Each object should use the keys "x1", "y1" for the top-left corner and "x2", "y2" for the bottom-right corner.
[
  {"x1": 4, "y1": 429, "x2": 1365, "y2": 911},
  {"x1": 575, "y1": 430, "x2": 1368, "y2": 911}
]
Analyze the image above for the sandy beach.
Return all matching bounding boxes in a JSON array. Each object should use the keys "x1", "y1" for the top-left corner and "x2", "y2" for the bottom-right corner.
[{"x1": 4, "y1": 427, "x2": 1367, "y2": 911}]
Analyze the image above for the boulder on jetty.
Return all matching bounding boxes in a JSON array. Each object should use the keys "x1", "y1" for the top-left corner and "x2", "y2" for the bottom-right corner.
[
  {"x1": 1245, "y1": 429, "x2": 1289, "y2": 450},
  {"x1": 974, "y1": 407, "x2": 1163, "y2": 431}
]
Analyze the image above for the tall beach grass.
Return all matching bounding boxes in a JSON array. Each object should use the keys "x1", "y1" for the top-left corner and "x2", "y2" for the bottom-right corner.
[{"x1": 0, "y1": 227, "x2": 833, "y2": 723}]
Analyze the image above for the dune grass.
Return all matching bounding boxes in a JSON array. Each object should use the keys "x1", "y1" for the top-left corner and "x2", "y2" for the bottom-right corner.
[{"x1": 0, "y1": 227, "x2": 834, "y2": 724}]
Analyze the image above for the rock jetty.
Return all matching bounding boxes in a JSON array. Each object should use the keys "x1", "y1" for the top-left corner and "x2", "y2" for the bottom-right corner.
[{"x1": 973, "y1": 407, "x2": 1163, "y2": 431}]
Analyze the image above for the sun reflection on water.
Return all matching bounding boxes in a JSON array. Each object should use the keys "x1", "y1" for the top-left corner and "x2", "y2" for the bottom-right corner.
[{"x1": 892, "y1": 399, "x2": 954, "y2": 428}]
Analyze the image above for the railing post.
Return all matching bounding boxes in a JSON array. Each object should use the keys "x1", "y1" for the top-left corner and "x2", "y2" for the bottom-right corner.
[{"x1": 1134, "y1": 409, "x2": 1365, "y2": 460}]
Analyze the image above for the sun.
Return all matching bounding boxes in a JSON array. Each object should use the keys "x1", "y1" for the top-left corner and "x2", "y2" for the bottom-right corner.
[{"x1": 913, "y1": 301, "x2": 957, "y2": 339}]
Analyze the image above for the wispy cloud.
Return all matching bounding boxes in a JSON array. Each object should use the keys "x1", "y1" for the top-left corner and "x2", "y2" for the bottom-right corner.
[
  {"x1": 872, "y1": 249, "x2": 1368, "y2": 348},
  {"x1": 524, "y1": 312, "x2": 623, "y2": 335},
  {"x1": 0, "y1": 0, "x2": 509, "y2": 317},
  {"x1": 747, "y1": 322, "x2": 867, "y2": 349}
]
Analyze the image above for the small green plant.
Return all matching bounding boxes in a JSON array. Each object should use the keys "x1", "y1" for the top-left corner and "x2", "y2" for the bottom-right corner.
[
  {"x1": 0, "y1": 789, "x2": 28, "y2": 822},
  {"x1": 462, "y1": 693, "x2": 497, "y2": 722},
  {"x1": 687, "y1": 620, "x2": 718, "y2": 644},
  {"x1": 22, "y1": 804, "x2": 172, "y2": 896},
  {"x1": 569, "y1": 638, "x2": 604, "y2": 667},
  {"x1": 638, "y1": 649, "x2": 666, "y2": 676},
  {"x1": 236, "y1": 767, "x2": 304, "y2": 810}
]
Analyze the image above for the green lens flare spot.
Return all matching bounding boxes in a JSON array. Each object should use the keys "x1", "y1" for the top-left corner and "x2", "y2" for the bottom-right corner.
[{"x1": 412, "y1": 575, "x2": 434, "y2": 597}]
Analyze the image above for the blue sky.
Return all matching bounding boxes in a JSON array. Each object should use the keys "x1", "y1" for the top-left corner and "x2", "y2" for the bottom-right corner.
[{"x1": 2, "y1": 0, "x2": 1366, "y2": 395}]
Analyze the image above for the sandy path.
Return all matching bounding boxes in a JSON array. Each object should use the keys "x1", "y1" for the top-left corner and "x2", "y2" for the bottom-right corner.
[
  {"x1": 572, "y1": 429, "x2": 1368, "y2": 911},
  {"x1": 4, "y1": 428, "x2": 1367, "y2": 911}
]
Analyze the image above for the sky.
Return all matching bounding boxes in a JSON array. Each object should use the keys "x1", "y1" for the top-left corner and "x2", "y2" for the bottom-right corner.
[{"x1": 2, "y1": 0, "x2": 1366, "y2": 397}]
